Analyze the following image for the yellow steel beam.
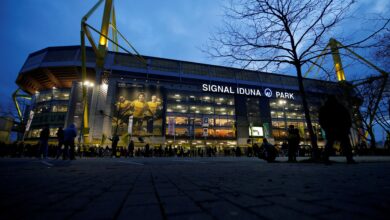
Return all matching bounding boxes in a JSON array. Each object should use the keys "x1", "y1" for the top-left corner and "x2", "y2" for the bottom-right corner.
[
  {"x1": 109, "y1": 24, "x2": 147, "y2": 64},
  {"x1": 303, "y1": 45, "x2": 330, "y2": 78},
  {"x1": 96, "y1": 0, "x2": 114, "y2": 68},
  {"x1": 83, "y1": 25, "x2": 99, "y2": 54},
  {"x1": 86, "y1": 23, "x2": 147, "y2": 65},
  {"x1": 111, "y1": 6, "x2": 118, "y2": 52},
  {"x1": 80, "y1": 0, "x2": 115, "y2": 140},
  {"x1": 12, "y1": 88, "x2": 31, "y2": 122},
  {"x1": 339, "y1": 42, "x2": 388, "y2": 77},
  {"x1": 329, "y1": 38, "x2": 346, "y2": 81},
  {"x1": 82, "y1": 0, "x2": 104, "y2": 22}
]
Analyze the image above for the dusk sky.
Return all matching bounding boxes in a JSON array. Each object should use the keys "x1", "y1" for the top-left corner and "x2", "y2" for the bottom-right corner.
[{"x1": 1, "y1": 0, "x2": 389, "y2": 107}]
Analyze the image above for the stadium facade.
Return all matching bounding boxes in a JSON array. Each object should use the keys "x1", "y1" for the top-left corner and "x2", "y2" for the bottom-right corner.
[{"x1": 15, "y1": 46, "x2": 358, "y2": 148}]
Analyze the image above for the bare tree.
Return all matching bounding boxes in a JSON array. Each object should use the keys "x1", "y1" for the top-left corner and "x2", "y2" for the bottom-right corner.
[
  {"x1": 373, "y1": 29, "x2": 390, "y2": 70},
  {"x1": 372, "y1": 29, "x2": 390, "y2": 138},
  {"x1": 207, "y1": 0, "x2": 389, "y2": 159},
  {"x1": 353, "y1": 76, "x2": 388, "y2": 148},
  {"x1": 374, "y1": 92, "x2": 390, "y2": 137}
]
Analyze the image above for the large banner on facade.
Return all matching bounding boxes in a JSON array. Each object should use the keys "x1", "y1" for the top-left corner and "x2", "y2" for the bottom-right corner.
[{"x1": 114, "y1": 84, "x2": 163, "y2": 136}]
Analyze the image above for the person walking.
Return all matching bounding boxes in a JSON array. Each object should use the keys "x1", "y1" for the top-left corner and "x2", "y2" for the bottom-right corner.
[
  {"x1": 128, "y1": 140, "x2": 134, "y2": 157},
  {"x1": 252, "y1": 143, "x2": 259, "y2": 157},
  {"x1": 319, "y1": 95, "x2": 356, "y2": 164},
  {"x1": 39, "y1": 125, "x2": 50, "y2": 159},
  {"x1": 287, "y1": 125, "x2": 300, "y2": 162},
  {"x1": 144, "y1": 143, "x2": 150, "y2": 157},
  {"x1": 281, "y1": 141, "x2": 288, "y2": 157},
  {"x1": 63, "y1": 124, "x2": 77, "y2": 160},
  {"x1": 55, "y1": 127, "x2": 64, "y2": 159},
  {"x1": 110, "y1": 135, "x2": 120, "y2": 158}
]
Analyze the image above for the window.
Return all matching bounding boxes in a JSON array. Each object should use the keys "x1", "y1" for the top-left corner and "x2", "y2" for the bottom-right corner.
[
  {"x1": 51, "y1": 105, "x2": 68, "y2": 112},
  {"x1": 165, "y1": 91, "x2": 236, "y2": 139}
]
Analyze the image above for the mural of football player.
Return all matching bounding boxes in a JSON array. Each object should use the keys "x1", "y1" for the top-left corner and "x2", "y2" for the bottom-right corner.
[
  {"x1": 144, "y1": 95, "x2": 162, "y2": 134},
  {"x1": 116, "y1": 96, "x2": 132, "y2": 117},
  {"x1": 130, "y1": 93, "x2": 147, "y2": 135}
]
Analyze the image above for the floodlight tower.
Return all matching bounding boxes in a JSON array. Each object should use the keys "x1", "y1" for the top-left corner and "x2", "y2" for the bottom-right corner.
[
  {"x1": 80, "y1": 0, "x2": 116, "y2": 143},
  {"x1": 80, "y1": 0, "x2": 146, "y2": 143}
]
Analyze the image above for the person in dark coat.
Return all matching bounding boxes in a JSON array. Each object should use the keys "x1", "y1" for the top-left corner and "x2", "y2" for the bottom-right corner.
[
  {"x1": 319, "y1": 95, "x2": 355, "y2": 164},
  {"x1": 39, "y1": 125, "x2": 50, "y2": 159},
  {"x1": 55, "y1": 127, "x2": 64, "y2": 159},
  {"x1": 63, "y1": 124, "x2": 77, "y2": 160},
  {"x1": 144, "y1": 143, "x2": 150, "y2": 157},
  {"x1": 110, "y1": 135, "x2": 120, "y2": 158},
  {"x1": 252, "y1": 143, "x2": 259, "y2": 157},
  {"x1": 287, "y1": 125, "x2": 300, "y2": 162},
  {"x1": 260, "y1": 138, "x2": 277, "y2": 162},
  {"x1": 128, "y1": 140, "x2": 134, "y2": 157}
]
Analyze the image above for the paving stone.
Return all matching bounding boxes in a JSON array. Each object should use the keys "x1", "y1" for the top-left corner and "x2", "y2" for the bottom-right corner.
[
  {"x1": 167, "y1": 212, "x2": 214, "y2": 220},
  {"x1": 117, "y1": 204, "x2": 163, "y2": 220},
  {"x1": 201, "y1": 201, "x2": 261, "y2": 220},
  {"x1": 317, "y1": 211, "x2": 376, "y2": 220},
  {"x1": 1, "y1": 157, "x2": 390, "y2": 220},
  {"x1": 49, "y1": 196, "x2": 91, "y2": 211},
  {"x1": 218, "y1": 192, "x2": 272, "y2": 207},
  {"x1": 161, "y1": 196, "x2": 202, "y2": 215},
  {"x1": 185, "y1": 190, "x2": 219, "y2": 202},
  {"x1": 314, "y1": 199, "x2": 388, "y2": 220},
  {"x1": 250, "y1": 205, "x2": 317, "y2": 220},
  {"x1": 157, "y1": 188, "x2": 184, "y2": 197},
  {"x1": 265, "y1": 196, "x2": 334, "y2": 215},
  {"x1": 28, "y1": 210, "x2": 72, "y2": 220},
  {"x1": 124, "y1": 193, "x2": 159, "y2": 206}
]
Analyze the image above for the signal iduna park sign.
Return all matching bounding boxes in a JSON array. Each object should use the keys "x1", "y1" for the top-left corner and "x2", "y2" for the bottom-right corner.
[{"x1": 202, "y1": 84, "x2": 295, "y2": 99}]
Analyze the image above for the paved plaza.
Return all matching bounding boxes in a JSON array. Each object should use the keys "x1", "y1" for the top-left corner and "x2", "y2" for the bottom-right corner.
[{"x1": 0, "y1": 156, "x2": 389, "y2": 220}]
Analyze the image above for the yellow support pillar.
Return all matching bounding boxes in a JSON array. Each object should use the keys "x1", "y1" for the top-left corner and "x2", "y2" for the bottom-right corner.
[
  {"x1": 329, "y1": 38, "x2": 346, "y2": 81},
  {"x1": 97, "y1": 0, "x2": 114, "y2": 68}
]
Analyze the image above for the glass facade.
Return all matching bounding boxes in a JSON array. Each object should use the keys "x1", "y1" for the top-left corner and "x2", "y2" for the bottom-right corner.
[
  {"x1": 270, "y1": 98, "x2": 325, "y2": 144},
  {"x1": 26, "y1": 89, "x2": 70, "y2": 138},
  {"x1": 165, "y1": 91, "x2": 236, "y2": 139}
]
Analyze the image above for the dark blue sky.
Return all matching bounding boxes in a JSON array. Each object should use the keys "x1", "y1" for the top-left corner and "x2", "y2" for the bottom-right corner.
[{"x1": 1, "y1": 0, "x2": 389, "y2": 107}]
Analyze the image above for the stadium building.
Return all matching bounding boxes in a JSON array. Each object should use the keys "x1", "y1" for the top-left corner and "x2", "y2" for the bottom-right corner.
[{"x1": 15, "y1": 46, "x2": 358, "y2": 148}]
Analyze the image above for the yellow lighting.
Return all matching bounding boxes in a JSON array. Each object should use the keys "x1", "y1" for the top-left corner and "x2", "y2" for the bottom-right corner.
[
  {"x1": 99, "y1": 37, "x2": 107, "y2": 46},
  {"x1": 83, "y1": 81, "x2": 94, "y2": 87}
]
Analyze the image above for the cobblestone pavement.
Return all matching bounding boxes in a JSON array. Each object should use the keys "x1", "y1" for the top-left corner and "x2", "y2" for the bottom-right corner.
[{"x1": 0, "y1": 156, "x2": 389, "y2": 220}]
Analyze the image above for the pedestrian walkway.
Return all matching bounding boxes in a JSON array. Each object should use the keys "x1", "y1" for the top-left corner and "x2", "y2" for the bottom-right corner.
[{"x1": 0, "y1": 157, "x2": 389, "y2": 220}]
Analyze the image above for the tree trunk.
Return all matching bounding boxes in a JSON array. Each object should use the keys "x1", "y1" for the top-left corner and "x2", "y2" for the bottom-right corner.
[
  {"x1": 295, "y1": 63, "x2": 319, "y2": 159},
  {"x1": 367, "y1": 128, "x2": 376, "y2": 149}
]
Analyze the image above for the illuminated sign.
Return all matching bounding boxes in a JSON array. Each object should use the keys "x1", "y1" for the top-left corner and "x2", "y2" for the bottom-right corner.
[
  {"x1": 202, "y1": 84, "x2": 294, "y2": 99},
  {"x1": 249, "y1": 126, "x2": 264, "y2": 137}
]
